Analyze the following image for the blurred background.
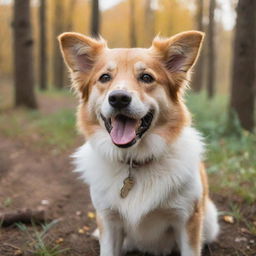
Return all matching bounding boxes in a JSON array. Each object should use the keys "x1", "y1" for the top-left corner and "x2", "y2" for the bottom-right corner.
[{"x1": 0, "y1": 0, "x2": 255, "y2": 256}]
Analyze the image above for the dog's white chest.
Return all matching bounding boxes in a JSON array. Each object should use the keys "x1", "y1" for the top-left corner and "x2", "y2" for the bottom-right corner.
[{"x1": 73, "y1": 127, "x2": 204, "y2": 225}]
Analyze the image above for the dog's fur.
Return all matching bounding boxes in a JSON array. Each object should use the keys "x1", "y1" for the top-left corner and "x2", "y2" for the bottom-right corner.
[{"x1": 59, "y1": 31, "x2": 219, "y2": 256}]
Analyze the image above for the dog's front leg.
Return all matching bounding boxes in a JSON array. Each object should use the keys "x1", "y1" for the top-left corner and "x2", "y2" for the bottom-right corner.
[
  {"x1": 177, "y1": 227, "x2": 202, "y2": 256},
  {"x1": 176, "y1": 209, "x2": 203, "y2": 256},
  {"x1": 98, "y1": 211, "x2": 124, "y2": 256}
]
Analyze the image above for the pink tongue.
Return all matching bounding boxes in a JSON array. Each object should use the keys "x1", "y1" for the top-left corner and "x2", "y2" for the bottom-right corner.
[{"x1": 110, "y1": 116, "x2": 137, "y2": 145}]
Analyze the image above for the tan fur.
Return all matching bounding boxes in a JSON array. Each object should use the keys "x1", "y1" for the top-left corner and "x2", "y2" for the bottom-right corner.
[
  {"x1": 186, "y1": 164, "x2": 209, "y2": 253},
  {"x1": 58, "y1": 31, "x2": 219, "y2": 256},
  {"x1": 58, "y1": 32, "x2": 203, "y2": 141}
]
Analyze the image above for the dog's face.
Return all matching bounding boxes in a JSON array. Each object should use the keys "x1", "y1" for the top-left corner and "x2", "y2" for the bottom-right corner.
[{"x1": 59, "y1": 31, "x2": 204, "y2": 148}]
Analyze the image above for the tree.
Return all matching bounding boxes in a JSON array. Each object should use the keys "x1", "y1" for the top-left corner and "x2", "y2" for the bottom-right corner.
[
  {"x1": 39, "y1": 0, "x2": 47, "y2": 90},
  {"x1": 66, "y1": 0, "x2": 77, "y2": 31},
  {"x1": 230, "y1": 0, "x2": 256, "y2": 131},
  {"x1": 129, "y1": 0, "x2": 137, "y2": 47},
  {"x1": 91, "y1": 0, "x2": 100, "y2": 37},
  {"x1": 207, "y1": 0, "x2": 216, "y2": 98},
  {"x1": 13, "y1": 0, "x2": 37, "y2": 108},
  {"x1": 192, "y1": 0, "x2": 204, "y2": 92},
  {"x1": 144, "y1": 0, "x2": 155, "y2": 46},
  {"x1": 52, "y1": 0, "x2": 64, "y2": 89}
]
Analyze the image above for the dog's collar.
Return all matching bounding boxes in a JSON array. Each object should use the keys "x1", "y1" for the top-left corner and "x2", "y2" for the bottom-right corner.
[
  {"x1": 121, "y1": 156, "x2": 154, "y2": 168},
  {"x1": 120, "y1": 157, "x2": 153, "y2": 198}
]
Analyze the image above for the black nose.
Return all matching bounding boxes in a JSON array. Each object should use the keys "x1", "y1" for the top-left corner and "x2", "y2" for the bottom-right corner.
[{"x1": 108, "y1": 90, "x2": 132, "y2": 109}]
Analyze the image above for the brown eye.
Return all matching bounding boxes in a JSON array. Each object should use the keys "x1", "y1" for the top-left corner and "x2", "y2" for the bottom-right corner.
[
  {"x1": 139, "y1": 73, "x2": 155, "y2": 83},
  {"x1": 99, "y1": 74, "x2": 112, "y2": 83}
]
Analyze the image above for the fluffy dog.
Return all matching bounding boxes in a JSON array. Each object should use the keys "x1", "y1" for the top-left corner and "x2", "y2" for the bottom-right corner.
[{"x1": 58, "y1": 30, "x2": 219, "y2": 256}]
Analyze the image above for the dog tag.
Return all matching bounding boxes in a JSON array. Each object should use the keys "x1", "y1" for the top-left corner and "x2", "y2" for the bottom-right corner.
[{"x1": 120, "y1": 176, "x2": 134, "y2": 198}]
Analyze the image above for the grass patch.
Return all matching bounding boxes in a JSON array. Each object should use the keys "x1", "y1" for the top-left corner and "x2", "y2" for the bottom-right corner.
[
  {"x1": 187, "y1": 92, "x2": 256, "y2": 203},
  {"x1": 16, "y1": 220, "x2": 69, "y2": 256},
  {"x1": 0, "y1": 107, "x2": 77, "y2": 152},
  {"x1": 36, "y1": 87, "x2": 74, "y2": 99}
]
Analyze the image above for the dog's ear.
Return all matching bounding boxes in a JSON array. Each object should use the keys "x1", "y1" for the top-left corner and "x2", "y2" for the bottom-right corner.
[
  {"x1": 152, "y1": 31, "x2": 204, "y2": 75},
  {"x1": 58, "y1": 32, "x2": 106, "y2": 73}
]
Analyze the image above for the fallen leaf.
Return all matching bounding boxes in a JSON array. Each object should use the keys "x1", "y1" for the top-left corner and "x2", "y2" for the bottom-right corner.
[
  {"x1": 76, "y1": 211, "x2": 82, "y2": 216},
  {"x1": 83, "y1": 225, "x2": 90, "y2": 231},
  {"x1": 223, "y1": 215, "x2": 234, "y2": 224},
  {"x1": 78, "y1": 228, "x2": 85, "y2": 234},
  {"x1": 55, "y1": 238, "x2": 64, "y2": 244},
  {"x1": 235, "y1": 237, "x2": 247, "y2": 243},
  {"x1": 14, "y1": 250, "x2": 23, "y2": 256},
  {"x1": 41, "y1": 199, "x2": 50, "y2": 206},
  {"x1": 87, "y1": 211, "x2": 95, "y2": 219}
]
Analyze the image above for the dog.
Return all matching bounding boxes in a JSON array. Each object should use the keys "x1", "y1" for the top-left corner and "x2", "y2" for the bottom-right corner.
[{"x1": 58, "y1": 30, "x2": 219, "y2": 256}]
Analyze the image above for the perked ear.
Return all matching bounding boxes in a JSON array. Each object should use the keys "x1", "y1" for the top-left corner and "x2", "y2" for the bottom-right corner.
[
  {"x1": 152, "y1": 31, "x2": 204, "y2": 74},
  {"x1": 58, "y1": 32, "x2": 106, "y2": 73}
]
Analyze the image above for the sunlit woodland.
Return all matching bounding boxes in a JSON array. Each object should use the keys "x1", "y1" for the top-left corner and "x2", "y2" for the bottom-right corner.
[{"x1": 0, "y1": 0, "x2": 255, "y2": 256}]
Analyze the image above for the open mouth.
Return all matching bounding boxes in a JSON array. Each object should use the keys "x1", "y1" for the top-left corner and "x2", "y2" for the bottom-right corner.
[{"x1": 100, "y1": 110, "x2": 154, "y2": 148}]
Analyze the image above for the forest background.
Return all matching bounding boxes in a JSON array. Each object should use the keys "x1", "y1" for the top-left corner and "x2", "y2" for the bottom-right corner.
[{"x1": 0, "y1": 1, "x2": 255, "y2": 256}]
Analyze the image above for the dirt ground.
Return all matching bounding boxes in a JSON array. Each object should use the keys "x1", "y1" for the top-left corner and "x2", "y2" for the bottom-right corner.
[{"x1": 0, "y1": 96, "x2": 255, "y2": 256}]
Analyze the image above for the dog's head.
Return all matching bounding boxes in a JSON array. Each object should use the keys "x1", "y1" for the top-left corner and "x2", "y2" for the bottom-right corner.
[{"x1": 59, "y1": 31, "x2": 204, "y2": 149}]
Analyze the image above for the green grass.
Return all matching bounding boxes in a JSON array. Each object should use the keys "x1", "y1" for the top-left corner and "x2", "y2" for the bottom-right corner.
[
  {"x1": 0, "y1": 107, "x2": 77, "y2": 152},
  {"x1": 187, "y1": 92, "x2": 256, "y2": 203},
  {"x1": 36, "y1": 87, "x2": 73, "y2": 99},
  {"x1": 16, "y1": 220, "x2": 69, "y2": 256}
]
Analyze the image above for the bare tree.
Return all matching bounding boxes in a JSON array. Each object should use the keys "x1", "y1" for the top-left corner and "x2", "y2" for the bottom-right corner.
[
  {"x1": 91, "y1": 0, "x2": 100, "y2": 37},
  {"x1": 192, "y1": 0, "x2": 204, "y2": 92},
  {"x1": 13, "y1": 0, "x2": 37, "y2": 108},
  {"x1": 39, "y1": 0, "x2": 47, "y2": 90},
  {"x1": 207, "y1": 0, "x2": 216, "y2": 98},
  {"x1": 144, "y1": 0, "x2": 155, "y2": 46},
  {"x1": 129, "y1": 0, "x2": 137, "y2": 47},
  {"x1": 53, "y1": 0, "x2": 64, "y2": 89},
  {"x1": 230, "y1": 0, "x2": 256, "y2": 131}
]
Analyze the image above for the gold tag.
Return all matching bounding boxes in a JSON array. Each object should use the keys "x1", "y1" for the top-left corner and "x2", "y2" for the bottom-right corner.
[{"x1": 120, "y1": 176, "x2": 134, "y2": 198}]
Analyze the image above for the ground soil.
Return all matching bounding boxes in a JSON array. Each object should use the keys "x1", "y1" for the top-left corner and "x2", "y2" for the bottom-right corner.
[{"x1": 0, "y1": 95, "x2": 255, "y2": 256}]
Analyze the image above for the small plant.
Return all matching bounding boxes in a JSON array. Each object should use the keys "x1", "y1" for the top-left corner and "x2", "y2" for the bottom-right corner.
[
  {"x1": 16, "y1": 220, "x2": 69, "y2": 256},
  {"x1": 3, "y1": 197, "x2": 13, "y2": 207}
]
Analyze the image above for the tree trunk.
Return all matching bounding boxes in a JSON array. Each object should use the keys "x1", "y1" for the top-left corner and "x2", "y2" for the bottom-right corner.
[
  {"x1": 192, "y1": 0, "x2": 204, "y2": 92},
  {"x1": 13, "y1": 0, "x2": 37, "y2": 108},
  {"x1": 230, "y1": 0, "x2": 256, "y2": 131},
  {"x1": 207, "y1": 0, "x2": 216, "y2": 98},
  {"x1": 53, "y1": 0, "x2": 64, "y2": 89},
  {"x1": 144, "y1": 0, "x2": 155, "y2": 46},
  {"x1": 66, "y1": 0, "x2": 77, "y2": 31},
  {"x1": 39, "y1": 0, "x2": 47, "y2": 90},
  {"x1": 129, "y1": 0, "x2": 137, "y2": 47},
  {"x1": 91, "y1": 0, "x2": 100, "y2": 37}
]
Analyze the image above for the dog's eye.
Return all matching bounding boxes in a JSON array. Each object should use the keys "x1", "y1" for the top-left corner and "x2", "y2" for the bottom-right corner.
[
  {"x1": 139, "y1": 74, "x2": 155, "y2": 83},
  {"x1": 99, "y1": 74, "x2": 112, "y2": 83}
]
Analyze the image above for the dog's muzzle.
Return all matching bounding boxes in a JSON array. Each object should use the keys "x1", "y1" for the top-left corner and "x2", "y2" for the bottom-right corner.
[{"x1": 100, "y1": 109, "x2": 154, "y2": 148}]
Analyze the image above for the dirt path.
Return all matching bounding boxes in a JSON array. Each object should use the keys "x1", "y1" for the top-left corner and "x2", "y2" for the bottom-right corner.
[
  {"x1": 0, "y1": 135, "x2": 255, "y2": 256},
  {"x1": 0, "y1": 135, "x2": 100, "y2": 255}
]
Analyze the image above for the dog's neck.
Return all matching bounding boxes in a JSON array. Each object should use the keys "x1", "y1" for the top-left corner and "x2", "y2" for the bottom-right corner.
[{"x1": 120, "y1": 156, "x2": 155, "y2": 168}]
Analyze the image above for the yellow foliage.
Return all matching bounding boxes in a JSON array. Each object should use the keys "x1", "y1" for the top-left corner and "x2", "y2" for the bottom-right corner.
[
  {"x1": 156, "y1": 0, "x2": 194, "y2": 37},
  {"x1": 0, "y1": 0, "x2": 232, "y2": 93}
]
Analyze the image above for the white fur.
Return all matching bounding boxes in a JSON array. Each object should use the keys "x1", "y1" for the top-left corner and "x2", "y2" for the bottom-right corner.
[{"x1": 72, "y1": 126, "x2": 219, "y2": 255}]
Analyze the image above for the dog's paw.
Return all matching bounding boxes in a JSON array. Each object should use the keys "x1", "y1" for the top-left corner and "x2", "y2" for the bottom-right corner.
[{"x1": 91, "y1": 228, "x2": 100, "y2": 240}]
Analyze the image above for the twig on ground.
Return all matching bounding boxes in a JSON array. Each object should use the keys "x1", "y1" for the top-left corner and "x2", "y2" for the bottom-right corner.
[{"x1": 0, "y1": 208, "x2": 48, "y2": 227}]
